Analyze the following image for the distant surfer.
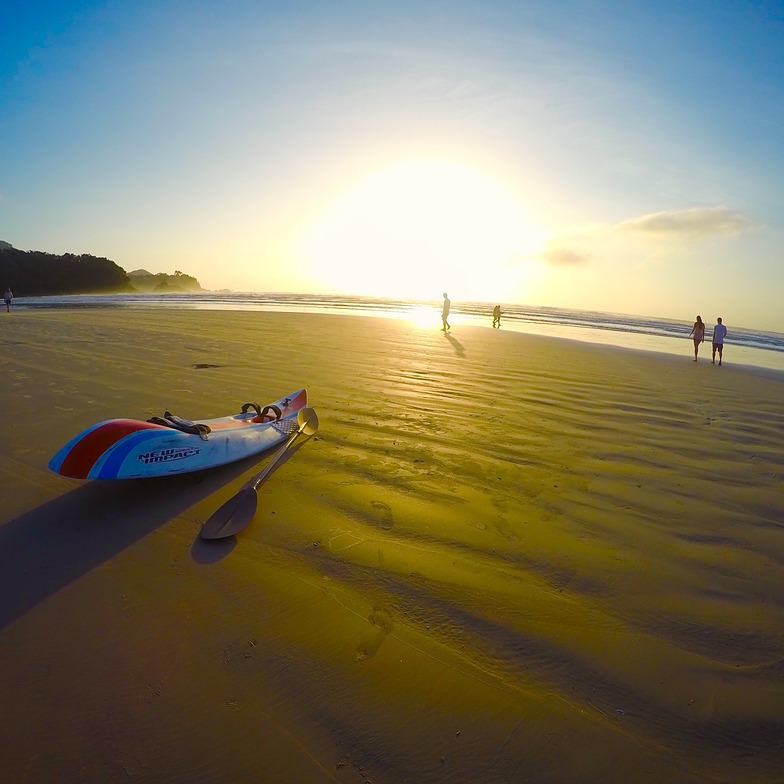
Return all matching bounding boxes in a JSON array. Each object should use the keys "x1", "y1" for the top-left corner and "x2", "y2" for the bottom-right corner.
[
  {"x1": 689, "y1": 315, "x2": 705, "y2": 361},
  {"x1": 442, "y1": 293, "x2": 451, "y2": 332},
  {"x1": 492, "y1": 304, "x2": 501, "y2": 328},
  {"x1": 3, "y1": 287, "x2": 12, "y2": 313},
  {"x1": 711, "y1": 317, "x2": 727, "y2": 366}
]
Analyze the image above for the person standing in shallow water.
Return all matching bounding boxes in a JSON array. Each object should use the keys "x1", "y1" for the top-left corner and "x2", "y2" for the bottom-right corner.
[
  {"x1": 492, "y1": 304, "x2": 501, "y2": 328},
  {"x1": 3, "y1": 287, "x2": 12, "y2": 313},
  {"x1": 712, "y1": 317, "x2": 727, "y2": 366},
  {"x1": 441, "y1": 292, "x2": 451, "y2": 332},
  {"x1": 689, "y1": 315, "x2": 705, "y2": 361}
]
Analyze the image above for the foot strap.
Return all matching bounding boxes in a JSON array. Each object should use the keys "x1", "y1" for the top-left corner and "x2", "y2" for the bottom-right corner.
[
  {"x1": 147, "y1": 412, "x2": 211, "y2": 438},
  {"x1": 241, "y1": 402, "x2": 282, "y2": 422}
]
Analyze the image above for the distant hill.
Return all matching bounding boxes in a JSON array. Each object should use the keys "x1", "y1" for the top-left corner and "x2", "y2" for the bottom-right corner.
[
  {"x1": 127, "y1": 269, "x2": 203, "y2": 293},
  {"x1": 0, "y1": 245, "x2": 132, "y2": 295},
  {"x1": 0, "y1": 241, "x2": 203, "y2": 296}
]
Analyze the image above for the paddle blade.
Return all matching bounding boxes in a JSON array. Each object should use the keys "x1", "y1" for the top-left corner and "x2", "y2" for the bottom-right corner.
[
  {"x1": 199, "y1": 487, "x2": 259, "y2": 540},
  {"x1": 298, "y1": 407, "x2": 319, "y2": 436}
]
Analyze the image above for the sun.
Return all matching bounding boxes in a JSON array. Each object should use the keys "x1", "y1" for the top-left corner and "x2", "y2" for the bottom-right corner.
[{"x1": 298, "y1": 159, "x2": 544, "y2": 302}]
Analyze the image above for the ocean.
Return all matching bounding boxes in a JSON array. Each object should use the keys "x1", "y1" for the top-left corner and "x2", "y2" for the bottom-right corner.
[{"x1": 13, "y1": 291, "x2": 784, "y2": 373}]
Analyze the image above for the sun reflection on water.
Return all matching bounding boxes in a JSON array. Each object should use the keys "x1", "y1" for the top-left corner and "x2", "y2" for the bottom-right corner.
[{"x1": 405, "y1": 306, "x2": 439, "y2": 329}]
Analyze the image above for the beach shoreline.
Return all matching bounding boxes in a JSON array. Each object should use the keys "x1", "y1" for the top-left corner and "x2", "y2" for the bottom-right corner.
[
  {"x1": 12, "y1": 291, "x2": 784, "y2": 373},
  {"x1": 2, "y1": 308, "x2": 783, "y2": 783}
]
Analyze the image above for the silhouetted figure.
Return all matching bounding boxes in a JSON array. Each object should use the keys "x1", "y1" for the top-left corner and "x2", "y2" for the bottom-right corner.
[
  {"x1": 712, "y1": 317, "x2": 727, "y2": 366},
  {"x1": 442, "y1": 293, "x2": 451, "y2": 332},
  {"x1": 689, "y1": 315, "x2": 705, "y2": 361},
  {"x1": 492, "y1": 304, "x2": 501, "y2": 328},
  {"x1": 3, "y1": 287, "x2": 12, "y2": 313}
]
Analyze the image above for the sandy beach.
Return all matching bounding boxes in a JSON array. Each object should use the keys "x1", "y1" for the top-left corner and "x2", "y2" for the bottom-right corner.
[{"x1": 1, "y1": 308, "x2": 783, "y2": 783}]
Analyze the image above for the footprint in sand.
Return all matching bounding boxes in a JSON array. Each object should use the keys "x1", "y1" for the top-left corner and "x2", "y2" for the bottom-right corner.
[
  {"x1": 354, "y1": 606, "x2": 394, "y2": 662},
  {"x1": 371, "y1": 500, "x2": 395, "y2": 530},
  {"x1": 368, "y1": 605, "x2": 394, "y2": 633}
]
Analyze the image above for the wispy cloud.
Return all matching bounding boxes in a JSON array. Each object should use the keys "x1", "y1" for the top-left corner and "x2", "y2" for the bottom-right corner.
[
  {"x1": 614, "y1": 206, "x2": 755, "y2": 241},
  {"x1": 537, "y1": 205, "x2": 757, "y2": 270},
  {"x1": 538, "y1": 248, "x2": 591, "y2": 266}
]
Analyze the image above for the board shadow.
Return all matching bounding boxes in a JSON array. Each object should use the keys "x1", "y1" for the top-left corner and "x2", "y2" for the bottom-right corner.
[{"x1": 0, "y1": 455, "x2": 266, "y2": 630}]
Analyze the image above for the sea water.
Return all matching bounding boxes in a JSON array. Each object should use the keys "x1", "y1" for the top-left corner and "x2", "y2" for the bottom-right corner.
[{"x1": 15, "y1": 292, "x2": 784, "y2": 373}]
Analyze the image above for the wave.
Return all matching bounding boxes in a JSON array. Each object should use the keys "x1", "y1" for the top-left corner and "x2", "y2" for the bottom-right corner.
[{"x1": 15, "y1": 291, "x2": 784, "y2": 369}]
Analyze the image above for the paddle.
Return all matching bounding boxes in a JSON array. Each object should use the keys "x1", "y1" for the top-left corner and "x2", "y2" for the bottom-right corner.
[{"x1": 199, "y1": 407, "x2": 319, "y2": 540}]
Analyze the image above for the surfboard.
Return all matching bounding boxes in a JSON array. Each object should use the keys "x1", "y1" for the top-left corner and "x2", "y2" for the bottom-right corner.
[{"x1": 49, "y1": 389, "x2": 308, "y2": 479}]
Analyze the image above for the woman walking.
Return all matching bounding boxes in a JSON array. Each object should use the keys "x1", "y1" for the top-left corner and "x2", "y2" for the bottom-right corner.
[{"x1": 689, "y1": 315, "x2": 705, "y2": 361}]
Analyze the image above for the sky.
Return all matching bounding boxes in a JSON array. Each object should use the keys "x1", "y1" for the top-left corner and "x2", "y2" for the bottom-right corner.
[{"x1": 1, "y1": 0, "x2": 783, "y2": 330}]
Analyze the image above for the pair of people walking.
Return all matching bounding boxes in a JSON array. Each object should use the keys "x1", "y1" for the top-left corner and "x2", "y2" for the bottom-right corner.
[
  {"x1": 441, "y1": 295, "x2": 504, "y2": 331},
  {"x1": 690, "y1": 315, "x2": 727, "y2": 365}
]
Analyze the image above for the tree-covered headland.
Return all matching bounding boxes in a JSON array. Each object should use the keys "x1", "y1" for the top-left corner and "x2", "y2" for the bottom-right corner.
[
  {"x1": 126, "y1": 268, "x2": 202, "y2": 293},
  {"x1": 0, "y1": 243, "x2": 203, "y2": 296}
]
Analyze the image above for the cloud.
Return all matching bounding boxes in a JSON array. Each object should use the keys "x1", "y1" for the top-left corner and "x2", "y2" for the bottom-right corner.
[
  {"x1": 534, "y1": 205, "x2": 755, "y2": 271},
  {"x1": 538, "y1": 248, "x2": 591, "y2": 266},
  {"x1": 614, "y1": 206, "x2": 755, "y2": 241}
]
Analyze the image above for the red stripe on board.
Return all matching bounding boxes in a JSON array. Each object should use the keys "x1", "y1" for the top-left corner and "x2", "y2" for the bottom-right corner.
[{"x1": 58, "y1": 419, "x2": 164, "y2": 478}]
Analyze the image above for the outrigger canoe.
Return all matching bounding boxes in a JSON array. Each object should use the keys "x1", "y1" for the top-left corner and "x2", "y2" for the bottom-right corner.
[{"x1": 49, "y1": 389, "x2": 308, "y2": 480}]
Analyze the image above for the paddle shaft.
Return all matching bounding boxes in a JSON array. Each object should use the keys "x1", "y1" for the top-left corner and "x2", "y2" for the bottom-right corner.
[{"x1": 250, "y1": 417, "x2": 311, "y2": 491}]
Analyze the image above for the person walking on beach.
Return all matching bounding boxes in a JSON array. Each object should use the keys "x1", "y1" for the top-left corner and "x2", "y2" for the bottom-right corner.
[
  {"x1": 442, "y1": 292, "x2": 451, "y2": 332},
  {"x1": 492, "y1": 304, "x2": 501, "y2": 328},
  {"x1": 689, "y1": 315, "x2": 705, "y2": 361},
  {"x1": 712, "y1": 317, "x2": 727, "y2": 366},
  {"x1": 3, "y1": 287, "x2": 12, "y2": 313}
]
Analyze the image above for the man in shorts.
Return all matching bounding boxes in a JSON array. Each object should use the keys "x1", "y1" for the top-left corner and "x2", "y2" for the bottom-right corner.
[{"x1": 712, "y1": 317, "x2": 727, "y2": 366}]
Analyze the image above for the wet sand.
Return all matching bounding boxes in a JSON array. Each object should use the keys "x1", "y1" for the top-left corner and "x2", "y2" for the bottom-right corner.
[{"x1": 1, "y1": 308, "x2": 783, "y2": 783}]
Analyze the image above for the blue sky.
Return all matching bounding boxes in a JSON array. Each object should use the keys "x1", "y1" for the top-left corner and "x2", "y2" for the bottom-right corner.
[{"x1": 2, "y1": 1, "x2": 783, "y2": 329}]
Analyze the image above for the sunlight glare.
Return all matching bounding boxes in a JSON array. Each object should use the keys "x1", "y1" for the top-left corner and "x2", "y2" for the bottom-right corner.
[
  {"x1": 299, "y1": 160, "x2": 544, "y2": 302},
  {"x1": 405, "y1": 305, "x2": 439, "y2": 329}
]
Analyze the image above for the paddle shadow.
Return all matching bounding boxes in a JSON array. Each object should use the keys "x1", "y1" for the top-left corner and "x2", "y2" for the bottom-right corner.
[
  {"x1": 0, "y1": 456, "x2": 263, "y2": 631},
  {"x1": 189, "y1": 434, "x2": 317, "y2": 556},
  {"x1": 190, "y1": 536, "x2": 236, "y2": 564},
  {"x1": 444, "y1": 332, "x2": 466, "y2": 357}
]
